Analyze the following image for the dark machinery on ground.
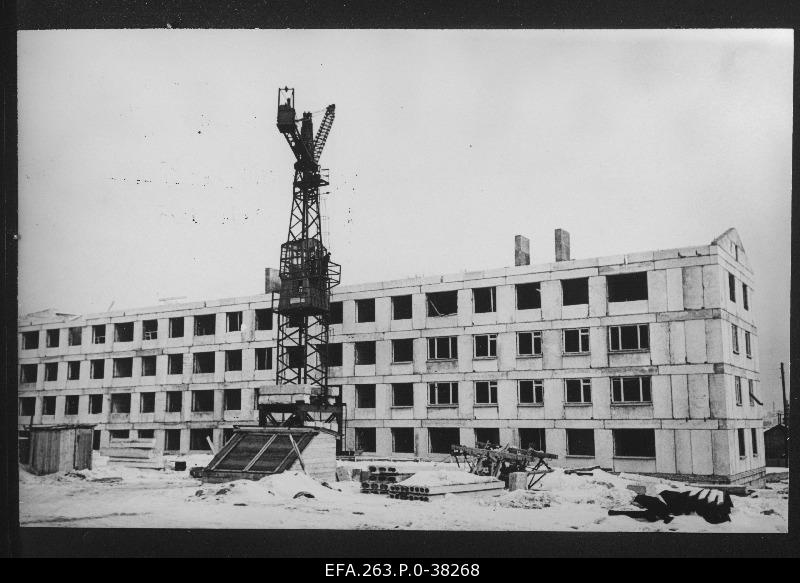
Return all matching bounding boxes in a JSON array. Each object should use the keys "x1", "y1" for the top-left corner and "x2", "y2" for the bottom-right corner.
[
  {"x1": 451, "y1": 442, "x2": 558, "y2": 489},
  {"x1": 256, "y1": 88, "x2": 345, "y2": 449}
]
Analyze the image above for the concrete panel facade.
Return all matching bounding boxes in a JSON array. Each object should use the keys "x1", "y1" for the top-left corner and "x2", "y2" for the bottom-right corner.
[{"x1": 17, "y1": 229, "x2": 763, "y2": 484}]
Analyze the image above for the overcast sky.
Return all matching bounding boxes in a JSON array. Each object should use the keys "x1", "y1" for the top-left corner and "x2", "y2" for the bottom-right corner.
[{"x1": 17, "y1": 29, "x2": 792, "y2": 408}]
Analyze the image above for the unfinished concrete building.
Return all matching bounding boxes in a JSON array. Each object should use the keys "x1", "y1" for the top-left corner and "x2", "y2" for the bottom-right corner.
[{"x1": 17, "y1": 228, "x2": 764, "y2": 485}]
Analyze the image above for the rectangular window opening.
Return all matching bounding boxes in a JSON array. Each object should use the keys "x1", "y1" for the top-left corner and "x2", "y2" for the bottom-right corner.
[
  {"x1": 46, "y1": 329, "x2": 60, "y2": 348},
  {"x1": 68, "y1": 327, "x2": 82, "y2": 346},
  {"x1": 566, "y1": 428, "x2": 595, "y2": 457},
  {"x1": 472, "y1": 287, "x2": 496, "y2": 313},
  {"x1": 225, "y1": 349, "x2": 242, "y2": 372},
  {"x1": 20, "y1": 364, "x2": 38, "y2": 384},
  {"x1": 561, "y1": 277, "x2": 589, "y2": 306},
  {"x1": 474, "y1": 380, "x2": 498, "y2": 405},
  {"x1": 735, "y1": 376, "x2": 743, "y2": 406},
  {"x1": 190, "y1": 428, "x2": 213, "y2": 451},
  {"x1": 254, "y1": 308, "x2": 273, "y2": 331},
  {"x1": 516, "y1": 282, "x2": 541, "y2": 310},
  {"x1": 113, "y1": 357, "x2": 133, "y2": 378},
  {"x1": 354, "y1": 341, "x2": 376, "y2": 365},
  {"x1": 192, "y1": 390, "x2": 214, "y2": 412},
  {"x1": 165, "y1": 429, "x2": 181, "y2": 451},
  {"x1": 355, "y1": 428, "x2": 376, "y2": 452},
  {"x1": 255, "y1": 347, "x2": 273, "y2": 370},
  {"x1": 226, "y1": 311, "x2": 242, "y2": 332},
  {"x1": 169, "y1": 317, "x2": 184, "y2": 338},
  {"x1": 613, "y1": 429, "x2": 656, "y2": 457},
  {"x1": 224, "y1": 389, "x2": 241, "y2": 411},
  {"x1": 194, "y1": 314, "x2": 216, "y2": 336},
  {"x1": 609, "y1": 324, "x2": 650, "y2": 352},
  {"x1": 519, "y1": 428, "x2": 546, "y2": 452},
  {"x1": 44, "y1": 362, "x2": 58, "y2": 382},
  {"x1": 356, "y1": 298, "x2": 376, "y2": 323},
  {"x1": 87, "y1": 362, "x2": 107, "y2": 385},
  {"x1": 428, "y1": 428, "x2": 460, "y2": 454},
  {"x1": 92, "y1": 325, "x2": 106, "y2": 344},
  {"x1": 517, "y1": 331, "x2": 542, "y2": 356},
  {"x1": 166, "y1": 391, "x2": 183, "y2": 413},
  {"x1": 141, "y1": 355, "x2": 157, "y2": 376},
  {"x1": 565, "y1": 378, "x2": 592, "y2": 404},
  {"x1": 737, "y1": 428, "x2": 746, "y2": 458},
  {"x1": 356, "y1": 384, "x2": 376, "y2": 409},
  {"x1": 475, "y1": 428, "x2": 500, "y2": 448},
  {"x1": 110, "y1": 393, "x2": 131, "y2": 414},
  {"x1": 140, "y1": 392, "x2": 156, "y2": 413},
  {"x1": 392, "y1": 428, "x2": 415, "y2": 453},
  {"x1": 22, "y1": 331, "x2": 39, "y2": 350},
  {"x1": 474, "y1": 334, "x2": 497, "y2": 358},
  {"x1": 143, "y1": 319, "x2": 158, "y2": 341},
  {"x1": 329, "y1": 302, "x2": 343, "y2": 325},
  {"x1": 428, "y1": 382, "x2": 458, "y2": 406},
  {"x1": 392, "y1": 383, "x2": 414, "y2": 407},
  {"x1": 89, "y1": 394, "x2": 103, "y2": 414},
  {"x1": 391, "y1": 295, "x2": 412, "y2": 320},
  {"x1": 168, "y1": 353, "x2": 184, "y2": 375},
  {"x1": 42, "y1": 396, "x2": 56, "y2": 416},
  {"x1": 428, "y1": 336, "x2": 458, "y2": 360},
  {"x1": 607, "y1": 272, "x2": 648, "y2": 302},
  {"x1": 751, "y1": 428, "x2": 759, "y2": 457},
  {"x1": 563, "y1": 328, "x2": 590, "y2": 354},
  {"x1": 114, "y1": 322, "x2": 134, "y2": 343},
  {"x1": 518, "y1": 380, "x2": 544, "y2": 405},
  {"x1": 392, "y1": 338, "x2": 414, "y2": 363},
  {"x1": 65, "y1": 395, "x2": 80, "y2": 416},
  {"x1": 427, "y1": 291, "x2": 458, "y2": 317},
  {"x1": 611, "y1": 376, "x2": 652, "y2": 404},
  {"x1": 19, "y1": 397, "x2": 36, "y2": 417},
  {"x1": 193, "y1": 351, "x2": 216, "y2": 374},
  {"x1": 67, "y1": 360, "x2": 80, "y2": 380}
]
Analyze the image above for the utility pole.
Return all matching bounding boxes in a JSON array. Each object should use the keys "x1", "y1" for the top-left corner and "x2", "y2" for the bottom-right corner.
[
  {"x1": 780, "y1": 362, "x2": 788, "y2": 427},
  {"x1": 780, "y1": 362, "x2": 789, "y2": 466}
]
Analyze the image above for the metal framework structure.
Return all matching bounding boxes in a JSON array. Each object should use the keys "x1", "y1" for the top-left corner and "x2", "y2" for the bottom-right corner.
[
  {"x1": 451, "y1": 443, "x2": 558, "y2": 489},
  {"x1": 257, "y1": 88, "x2": 344, "y2": 441}
]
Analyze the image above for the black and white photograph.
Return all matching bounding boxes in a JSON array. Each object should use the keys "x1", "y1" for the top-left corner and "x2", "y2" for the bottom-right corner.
[{"x1": 13, "y1": 26, "x2": 792, "y2": 540}]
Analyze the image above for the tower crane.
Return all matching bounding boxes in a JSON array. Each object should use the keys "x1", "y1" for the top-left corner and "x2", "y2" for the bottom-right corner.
[{"x1": 256, "y1": 88, "x2": 345, "y2": 448}]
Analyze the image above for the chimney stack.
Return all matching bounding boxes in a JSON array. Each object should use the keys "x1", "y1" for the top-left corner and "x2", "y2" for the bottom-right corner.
[
  {"x1": 555, "y1": 228, "x2": 571, "y2": 262},
  {"x1": 514, "y1": 235, "x2": 530, "y2": 266},
  {"x1": 265, "y1": 268, "x2": 281, "y2": 293}
]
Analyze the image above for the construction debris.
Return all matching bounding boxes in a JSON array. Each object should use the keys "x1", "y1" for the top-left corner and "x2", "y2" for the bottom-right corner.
[
  {"x1": 102, "y1": 438, "x2": 162, "y2": 470},
  {"x1": 609, "y1": 486, "x2": 734, "y2": 524}
]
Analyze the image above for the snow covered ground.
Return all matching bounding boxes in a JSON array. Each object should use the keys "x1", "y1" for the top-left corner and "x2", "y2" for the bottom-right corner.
[{"x1": 18, "y1": 455, "x2": 788, "y2": 532}]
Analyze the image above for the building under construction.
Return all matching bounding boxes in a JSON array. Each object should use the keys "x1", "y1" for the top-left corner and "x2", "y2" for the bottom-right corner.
[{"x1": 17, "y1": 227, "x2": 765, "y2": 486}]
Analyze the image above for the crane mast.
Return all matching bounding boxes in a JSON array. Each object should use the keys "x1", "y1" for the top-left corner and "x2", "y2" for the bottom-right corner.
[{"x1": 257, "y1": 88, "x2": 344, "y2": 445}]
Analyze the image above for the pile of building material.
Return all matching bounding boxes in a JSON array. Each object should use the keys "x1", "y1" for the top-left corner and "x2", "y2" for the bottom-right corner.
[
  {"x1": 101, "y1": 438, "x2": 162, "y2": 469},
  {"x1": 360, "y1": 465, "x2": 414, "y2": 494},
  {"x1": 388, "y1": 470, "x2": 505, "y2": 502}
]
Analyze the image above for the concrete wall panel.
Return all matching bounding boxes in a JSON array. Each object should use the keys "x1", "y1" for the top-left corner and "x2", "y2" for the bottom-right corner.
[
  {"x1": 688, "y1": 373, "x2": 711, "y2": 419},
  {"x1": 682, "y1": 266, "x2": 704, "y2": 310}
]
